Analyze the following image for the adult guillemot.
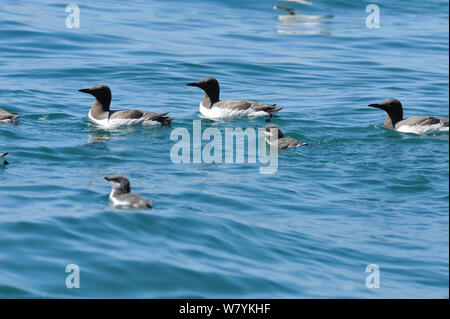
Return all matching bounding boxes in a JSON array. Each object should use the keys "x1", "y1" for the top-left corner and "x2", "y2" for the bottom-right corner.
[
  {"x1": 104, "y1": 175, "x2": 152, "y2": 209},
  {"x1": 262, "y1": 124, "x2": 307, "y2": 149},
  {"x1": 79, "y1": 85, "x2": 174, "y2": 129},
  {"x1": 0, "y1": 108, "x2": 20, "y2": 122},
  {"x1": 0, "y1": 152, "x2": 9, "y2": 166},
  {"x1": 369, "y1": 98, "x2": 449, "y2": 134},
  {"x1": 187, "y1": 77, "x2": 282, "y2": 119}
]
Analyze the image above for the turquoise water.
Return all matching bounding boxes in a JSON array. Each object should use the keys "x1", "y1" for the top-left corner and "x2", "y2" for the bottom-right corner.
[{"x1": 0, "y1": 0, "x2": 448, "y2": 298}]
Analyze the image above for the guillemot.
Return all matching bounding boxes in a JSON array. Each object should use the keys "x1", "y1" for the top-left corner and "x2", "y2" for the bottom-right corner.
[
  {"x1": 104, "y1": 175, "x2": 152, "y2": 209},
  {"x1": 0, "y1": 152, "x2": 9, "y2": 166},
  {"x1": 0, "y1": 108, "x2": 20, "y2": 122},
  {"x1": 187, "y1": 77, "x2": 282, "y2": 119},
  {"x1": 368, "y1": 98, "x2": 449, "y2": 134},
  {"x1": 262, "y1": 124, "x2": 307, "y2": 149},
  {"x1": 79, "y1": 85, "x2": 174, "y2": 129}
]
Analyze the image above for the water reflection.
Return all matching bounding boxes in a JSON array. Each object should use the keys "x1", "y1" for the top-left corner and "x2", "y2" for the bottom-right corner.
[
  {"x1": 87, "y1": 126, "x2": 111, "y2": 149},
  {"x1": 284, "y1": 0, "x2": 313, "y2": 5},
  {"x1": 274, "y1": 4, "x2": 333, "y2": 35}
]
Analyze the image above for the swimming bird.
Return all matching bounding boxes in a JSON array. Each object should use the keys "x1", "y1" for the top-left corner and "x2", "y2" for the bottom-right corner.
[
  {"x1": 104, "y1": 175, "x2": 152, "y2": 209},
  {"x1": 0, "y1": 108, "x2": 20, "y2": 122},
  {"x1": 0, "y1": 152, "x2": 9, "y2": 166},
  {"x1": 368, "y1": 98, "x2": 449, "y2": 134},
  {"x1": 262, "y1": 124, "x2": 307, "y2": 149},
  {"x1": 273, "y1": 5, "x2": 296, "y2": 15},
  {"x1": 79, "y1": 85, "x2": 174, "y2": 129},
  {"x1": 187, "y1": 77, "x2": 282, "y2": 119}
]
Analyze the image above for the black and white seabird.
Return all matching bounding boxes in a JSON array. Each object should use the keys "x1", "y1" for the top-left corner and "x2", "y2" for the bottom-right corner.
[
  {"x1": 262, "y1": 124, "x2": 307, "y2": 150},
  {"x1": 0, "y1": 152, "x2": 9, "y2": 166},
  {"x1": 0, "y1": 108, "x2": 20, "y2": 122},
  {"x1": 187, "y1": 77, "x2": 282, "y2": 119},
  {"x1": 369, "y1": 98, "x2": 449, "y2": 134},
  {"x1": 104, "y1": 175, "x2": 152, "y2": 209},
  {"x1": 79, "y1": 85, "x2": 174, "y2": 129}
]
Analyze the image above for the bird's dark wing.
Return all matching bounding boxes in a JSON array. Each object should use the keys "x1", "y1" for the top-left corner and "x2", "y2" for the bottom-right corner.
[
  {"x1": 117, "y1": 193, "x2": 152, "y2": 209},
  {"x1": 143, "y1": 111, "x2": 174, "y2": 125},
  {"x1": 213, "y1": 100, "x2": 252, "y2": 110},
  {"x1": 213, "y1": 100, "x2": 282, "y2": 113},
  {"x1": 109, "y1": 109, "x2": 144, "y2": 119},
  {"x1": 110, "y1": 109, "x2": 173, "y2": 125},
  {"x1": 278, "y1": 137, "x2": 301, "y2": 150},
  {"x1": 250, "y1": 102, "x2": 283, "y2": 113}
]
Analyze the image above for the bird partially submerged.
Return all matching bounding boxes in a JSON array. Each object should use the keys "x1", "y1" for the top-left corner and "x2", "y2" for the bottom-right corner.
[
  {"x1": 79, "y1": 85, "x2": 174, "y2": 129},
  {"x1": 368, "y1": 98, "x2": 449, "y2": 134},
  {"x1": 0, "y1": 108, "x2": 20, "y2": 122},
  {"x1": 262, "y1": 124, "x2": 307, "y2": 150},
  {"x1": 187, "y1": 77, "x2": 282, "y2": 119},
  {"x1": 104, "y1": 175, "x2": 152, "y2": 209}
]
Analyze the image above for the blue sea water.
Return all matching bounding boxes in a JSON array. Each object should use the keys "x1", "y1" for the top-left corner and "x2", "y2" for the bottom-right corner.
[{"x1": 0, "y1": 0, "x2": 448, "y2": 298}]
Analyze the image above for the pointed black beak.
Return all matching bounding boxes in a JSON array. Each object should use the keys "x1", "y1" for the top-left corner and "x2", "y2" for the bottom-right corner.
[
  {"x1": 368, "y1": 103, "x2": 381, "y2": 108},
  {"x1": 78, "y1": 88, "x2": 91, "y2": 94},
  {"x1": 187, "y1": 82, "x2": 199, "y2": 87},
  {"x1": 104, "y1": 177, "x2": 111, "y2": 181},
  {"x1": 1, "y1": 152, "x2": 9, "y2": 157}
]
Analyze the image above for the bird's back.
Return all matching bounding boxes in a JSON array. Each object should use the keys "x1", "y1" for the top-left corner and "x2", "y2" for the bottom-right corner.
[
  {"x1": 278, "y1": 137, "x2": 302, "y2": 150},
  {"x1": 116, "y1": 192, "x2": 152, "y2": 209},
  {"x1": 110, "y1": 109, "x2": 144, "y2": 119},
  {"x1": 213, "y1": 100, "x2": 281, "y2": 112}
]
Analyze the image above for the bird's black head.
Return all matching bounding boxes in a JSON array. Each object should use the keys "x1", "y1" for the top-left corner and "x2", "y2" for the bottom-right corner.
[
  {"x1": 104, "y1": 175, "x2": 131, "y2": 193},
  {"x1": 261, "y1": 124, "x2": 284, "y2": 139},
  {"x1": 79, "y1": 84, "x2": 112, "y2": 107},
  {"x1": 368, "y1": 98, "x2": 403, "y2": 117},
  {"x1": 368, "y1": 98, "x2": 404, "y2": 128},
  {"x1": 187, "y1": 77, "x2": 219, "y2": 90},
  {"x1": 187, "y1": 77, "x2": 220, "y2": 105}
]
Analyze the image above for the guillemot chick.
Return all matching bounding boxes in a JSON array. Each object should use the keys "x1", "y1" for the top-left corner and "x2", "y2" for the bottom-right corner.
[
  {"x1": 0, "y1": 108, "x2": 20, "y2": 122},
  {"x1": 79, "y1": 85, "x2": 174, "y2": 129},
  {"x1": 187, "y1": 77, "x2": 282, "y2": 119},
  {"x1": 262, "y1": 124, "x2": 307, "y2": 149},
  {"x1": 0, "y1": 152, "x2": 9, "y2": 166},
  {"x1": 369, "y1": 98, "x2": 449, "y2": 134},
  {"x1": 104, "y1": 175, "x2": 152, "y2": 209}
]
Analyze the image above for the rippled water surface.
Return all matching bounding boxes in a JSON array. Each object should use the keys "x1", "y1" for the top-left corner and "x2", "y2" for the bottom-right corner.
[{"x1": 0, "y1": 0, "x2": 448, "y2": 298}]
